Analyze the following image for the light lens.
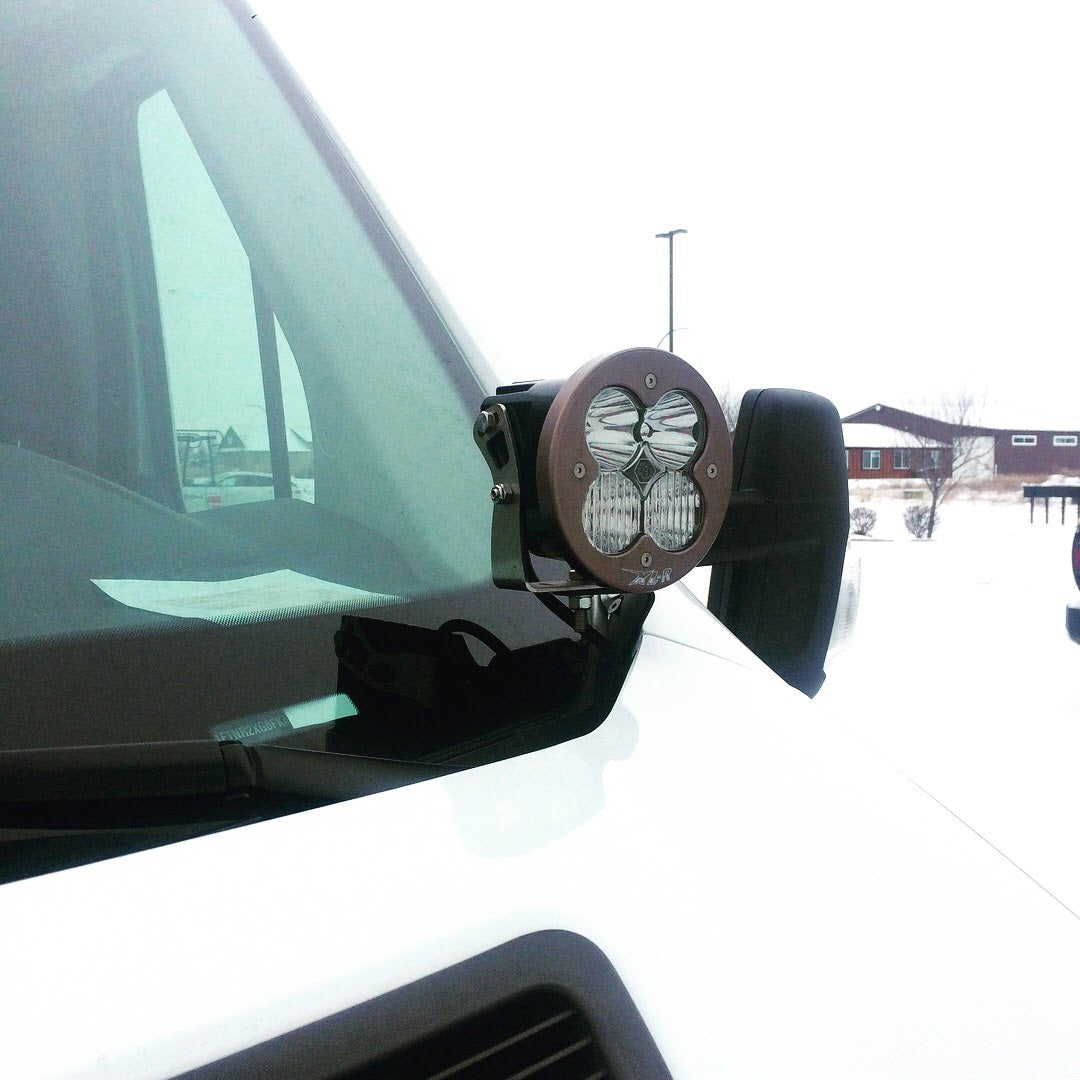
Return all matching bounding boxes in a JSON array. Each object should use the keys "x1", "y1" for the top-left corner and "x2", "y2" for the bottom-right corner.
[
  {"x1": 644, "y1": 470, "x2": 703, "y2": 551},
  {"x1": 584, "y1": 387, "x2": 639, "y2": 469},
  {"x1": 582, "y1": 471, "x2": 640, "y2": 554},
  {"x1": 581, "y1": 384, "x2": 706, "y2": 556},
  {"x1": 642, "y1": 391, "x2": 701, "y2": 470}
]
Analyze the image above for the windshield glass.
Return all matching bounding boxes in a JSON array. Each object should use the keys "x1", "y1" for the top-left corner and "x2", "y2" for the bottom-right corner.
[{"x1": 0, "y1": 0, "x2": 631, "y2": 763}]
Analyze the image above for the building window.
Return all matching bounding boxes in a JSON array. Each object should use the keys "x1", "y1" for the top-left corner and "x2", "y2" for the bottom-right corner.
[
  {"x1": 925, "y1": 449, "x2": 942, "y2": 469},
  {"x1": 1012, "y1": 434, "x2": 1037, "y2": 446},
  {"x1": 1053, "y1": 434, "x2": 1078, "y2": 447},
  {"x1": 893, "y1": 448, "x2": 910, "y2": 469},
  {"x1": 862, "y1": 449, "x2": 881, "y2": 470}
]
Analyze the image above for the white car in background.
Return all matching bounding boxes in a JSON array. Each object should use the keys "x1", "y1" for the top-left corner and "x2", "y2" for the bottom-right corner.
[{"x1": 183, "y1": 472, "x2": 308, "y2": 510}]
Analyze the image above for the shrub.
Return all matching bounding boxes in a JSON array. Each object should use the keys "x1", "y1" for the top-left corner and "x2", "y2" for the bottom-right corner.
[
  {"x1": 903, "y1": 504, "x2": 934, "y2": 538},
  {"x1": 850, "y1": 506, "x2": 877, "y2": 536}
]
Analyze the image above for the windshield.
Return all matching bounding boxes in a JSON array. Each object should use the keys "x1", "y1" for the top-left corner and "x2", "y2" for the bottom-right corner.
[{"x1": 0, "y1": 0, "x2": 642, "y2": 771}]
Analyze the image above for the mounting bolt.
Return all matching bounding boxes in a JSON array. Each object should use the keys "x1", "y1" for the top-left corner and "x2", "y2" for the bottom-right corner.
[
  {"x1": 644, "y1": 373, "x2": 657, "y2": 389},
  {"x1": 706, "y1": 463, "x2": 718, "y2": 478},
  {"x1": 474, "y1": 409, "x2": 498, "y2": 437},
  {"x1": 490, "y1": 483, "x2": 514, "y2": 504},
  {"x1": 640, "y1": 552, "x2": 653, "y2": 568},
  {"x1": 573, "y1": 462, "x2": 586, "y2": 479}
]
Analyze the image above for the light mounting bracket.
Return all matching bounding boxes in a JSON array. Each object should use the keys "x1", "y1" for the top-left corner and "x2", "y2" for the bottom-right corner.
[{"x1": 474, "y1": 402, "x2": 604, "y2": 596}]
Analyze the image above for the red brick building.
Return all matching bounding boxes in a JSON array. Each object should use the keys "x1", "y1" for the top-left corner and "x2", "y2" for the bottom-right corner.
[
  {"x1": 992, "y1": 431, "x2": 1080, "y2": 475},
  {"x1": 843, "y1": 423, "x2": 952, "y2": 479},
  {"x1": 843, "y1": 404, "x2": 1080, "y2": 479}
]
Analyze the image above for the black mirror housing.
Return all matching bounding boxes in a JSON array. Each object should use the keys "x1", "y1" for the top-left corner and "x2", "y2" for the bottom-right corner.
[{"x1": 705, "y1": 389, "x2": 849, "y2": 697}]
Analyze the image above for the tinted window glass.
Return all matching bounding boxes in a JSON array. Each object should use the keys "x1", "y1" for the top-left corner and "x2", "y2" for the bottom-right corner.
[
  {"x1": 0, "y1": 0, "x2": 593, "y2": 758},
  {"x1": 138, "y1": 88, "x2": 314, "y2": 508}
]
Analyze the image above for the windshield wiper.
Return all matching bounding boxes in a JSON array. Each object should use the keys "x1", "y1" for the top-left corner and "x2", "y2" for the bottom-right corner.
[
  {"x1": 0, "y1": 740, "x2": 462, "y2": 884},
  {"x1": 0, "y1": 739, "x2": 461, "y2": 811}
]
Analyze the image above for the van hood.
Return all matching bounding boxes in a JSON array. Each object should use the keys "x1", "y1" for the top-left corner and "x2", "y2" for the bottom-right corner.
[{"x1": 1, "y1": 595, "x2": 1078, "y2": 1078}]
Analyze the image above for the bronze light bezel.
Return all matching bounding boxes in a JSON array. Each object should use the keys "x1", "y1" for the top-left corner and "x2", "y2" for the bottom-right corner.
[{"x1": 535, "y1": 348, "x2": 733, "y2": 593}]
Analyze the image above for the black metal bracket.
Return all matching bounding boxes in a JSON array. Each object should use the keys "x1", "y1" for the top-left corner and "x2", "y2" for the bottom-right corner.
[{"x1": 473, "y1": 402, "x2": 604, "y2": 598}]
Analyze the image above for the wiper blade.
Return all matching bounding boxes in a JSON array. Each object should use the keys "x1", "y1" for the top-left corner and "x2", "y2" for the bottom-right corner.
[
  {"x1": 0, "y1": 739, "x2": 461, "y2": 807},
  {"x1": 226, "y1": 742, "x2": 463, "y2": 801}
]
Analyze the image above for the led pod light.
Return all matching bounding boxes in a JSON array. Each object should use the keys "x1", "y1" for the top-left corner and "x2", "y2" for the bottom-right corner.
[{"x1": 474, "y1": 347, "x2": 732, "y2": 594}]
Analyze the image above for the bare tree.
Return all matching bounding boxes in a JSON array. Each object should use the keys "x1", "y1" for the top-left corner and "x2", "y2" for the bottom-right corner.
[
  {"x1": 713, "y1": 383, "x2": 743, "y2": 434},
  {"x1": 909, "y1": 389, "x2": 991, "y2": 539}
]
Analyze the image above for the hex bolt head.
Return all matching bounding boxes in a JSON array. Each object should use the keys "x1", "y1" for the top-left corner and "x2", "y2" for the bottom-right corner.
[
  {"x1": 706, "y1": 463, "x2": 718, "y2": 479},
  {"x1": 490, "y1": 483, "x2": 513, "y2": 504},
  {"x1": 573, "y1": 462, "x2": 586, "y2": 479},
  {"x1": 474, "y1": 409, "x2": 498, "y2": 437},
  {"x1": 644, "y1": 373, "x2": 657, "y2": 389},
  {"x1": 640, "y1": 552, "x2": 653, "y2": 568}
]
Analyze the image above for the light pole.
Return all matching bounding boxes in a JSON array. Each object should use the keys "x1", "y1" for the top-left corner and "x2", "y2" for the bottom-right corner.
[{"x1": 655, "y1": 228, "x2": 687, "y2": 353}]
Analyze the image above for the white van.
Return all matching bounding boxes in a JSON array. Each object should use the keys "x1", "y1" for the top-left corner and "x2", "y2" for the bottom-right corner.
[{"x1": 2, "y1": 2, "x2": 1079, "y2": 1077}]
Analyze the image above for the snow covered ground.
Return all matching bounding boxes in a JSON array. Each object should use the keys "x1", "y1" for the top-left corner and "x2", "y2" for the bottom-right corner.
[
  {"x1": 820, "y1": 494, "x2": 1080, "y2": 916},
  {"x1": 688, "y1": 488, "x2": 1080, "y2": 913}
]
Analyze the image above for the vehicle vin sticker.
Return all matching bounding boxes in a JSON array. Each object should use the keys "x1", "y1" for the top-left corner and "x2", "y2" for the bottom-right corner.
[
  {"x1": 210, "y1": 695, "x2": 356, "y2": 745},
  {"x1": 91, "y1": 569, "x2": 399, "y2": 624}
]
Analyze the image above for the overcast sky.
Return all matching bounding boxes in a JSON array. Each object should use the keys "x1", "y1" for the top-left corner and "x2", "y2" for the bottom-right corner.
[{"x1": 254, "y1": 1, "x2": 1079, "y2": 429}]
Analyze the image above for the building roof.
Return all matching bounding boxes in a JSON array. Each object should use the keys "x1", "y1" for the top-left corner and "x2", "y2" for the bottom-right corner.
[
  {"x1": 842, "y1": 403, "x2": 988, "y2": 441},
  {"x1": 842, "y1": 423, "x2": 947, "y2": 449},
  {"x1": 844, "y1": 402, "x2": 1079, "y2": 437}
]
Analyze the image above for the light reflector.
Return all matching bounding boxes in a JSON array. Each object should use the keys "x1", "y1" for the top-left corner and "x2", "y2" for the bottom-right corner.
[
  {"x1": 584, "y1": 387, "x2": 639, "y2": 469},
  {"x1": 580, "y1": 385, "x2": 706, "y2": 556},
  {"x1": 582, "y1": 470, "x2": 640, "y2": 554},
  {"x1": 644, "y1": 470, "x2": 703, "y2": 551},
  {"x1": 642, "y1": 391, "x2": 701, "y2": 470}
]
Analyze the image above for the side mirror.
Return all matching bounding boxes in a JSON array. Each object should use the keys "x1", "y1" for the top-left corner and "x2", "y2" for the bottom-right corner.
[{"x1": 704, "y1": 389, "x2": 849, "y2": 697}]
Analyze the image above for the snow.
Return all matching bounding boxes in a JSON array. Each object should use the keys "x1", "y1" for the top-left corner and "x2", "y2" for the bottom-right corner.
[
  {"x1": 687, "y1": 491, "x2": 1080, "y2": 915},
  {"x1": 842, "y1": 422, "x2": 947, "y2": 449},
  {"x1": 819, "y1": 497, "x2": 1080, "y2": 917}
]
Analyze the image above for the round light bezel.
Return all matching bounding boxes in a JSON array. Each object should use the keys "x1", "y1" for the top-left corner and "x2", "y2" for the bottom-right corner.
[{"x1": 535, "y1": 348, "x2": 733, "y2": 592}]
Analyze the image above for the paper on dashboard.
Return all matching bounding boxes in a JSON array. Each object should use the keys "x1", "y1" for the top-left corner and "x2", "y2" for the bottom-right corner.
[{"x1": 92, "y1": 569, "x2": 399, "y2": 624}]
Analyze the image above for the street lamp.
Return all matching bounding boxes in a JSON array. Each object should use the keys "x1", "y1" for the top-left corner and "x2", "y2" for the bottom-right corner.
[{"x1": 655, "y1": 228, "x2": 687, "y2": 353}]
